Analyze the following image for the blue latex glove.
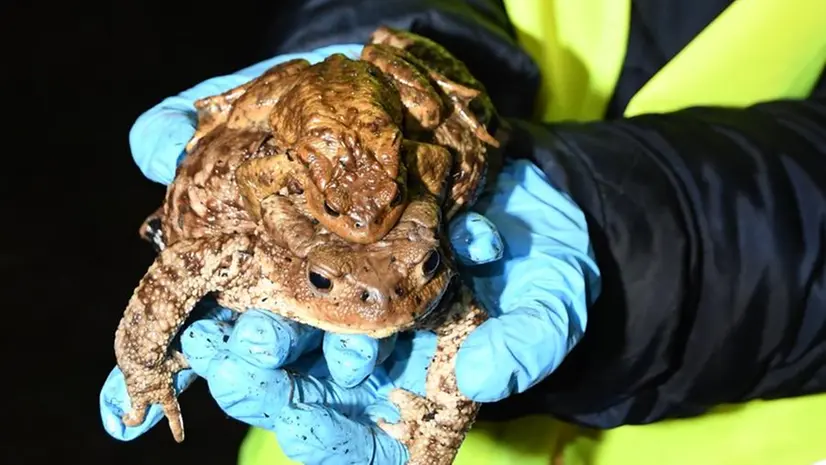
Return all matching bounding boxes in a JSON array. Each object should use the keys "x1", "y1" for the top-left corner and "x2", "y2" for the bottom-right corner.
[{"x1": 101, "y1": 44, "x2": 506, "y2": 444}]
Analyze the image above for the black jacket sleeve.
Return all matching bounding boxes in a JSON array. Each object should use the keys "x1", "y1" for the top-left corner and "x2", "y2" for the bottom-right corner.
[
  {"x1": 264, "y1": 0, "x2": 826, "y2": 428},
  {"x1": 487, "y1": 97, "x2": 826, "y2": 428}
]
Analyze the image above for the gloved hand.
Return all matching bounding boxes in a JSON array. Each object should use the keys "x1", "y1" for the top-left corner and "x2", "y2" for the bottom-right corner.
[
  {"x1": 100, "y1": 44, "x2": 506, "y2": 444},
  {"x1": 243, "y1": 159, "x2": 599, "y2": 465}
]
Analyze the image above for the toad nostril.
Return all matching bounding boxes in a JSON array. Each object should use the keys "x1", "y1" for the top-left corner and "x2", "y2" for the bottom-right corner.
[
  {"x1": 360, "y1": 290, "x2": 370, "y2": 302},
  {"x1": 422, "y1": 250, "x2": 440, "y2": 277},
  {"x1": 324, "y1": 200, "x2": 340, "y2": 217},
  {"x1": 390, "y1": 186, "x2": 403, "y2": 207},
  {"x1": 394, "y1": 284, "x2": 405, "y2": 297}
]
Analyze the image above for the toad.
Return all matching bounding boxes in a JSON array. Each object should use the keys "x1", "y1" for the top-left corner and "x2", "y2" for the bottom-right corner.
[{"x1": 180, "y1": 27, "x2": 505, "y2": 247}]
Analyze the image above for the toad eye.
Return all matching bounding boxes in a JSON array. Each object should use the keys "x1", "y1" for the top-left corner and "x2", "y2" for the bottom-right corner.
[
  {"x1": 324, "y1": 200, "x2": 340, "y2": 217},
  {"x1": 422, "y1": 250, "x2": 440, "y2": 277},
  {"x1": 308, "y1": 270, "x2": 333, "y2": 292}
]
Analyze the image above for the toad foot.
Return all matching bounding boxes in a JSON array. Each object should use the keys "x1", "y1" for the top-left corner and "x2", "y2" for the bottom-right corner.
[{"x1": 121, "y1": 354, "x2": 189, "y2": 442}]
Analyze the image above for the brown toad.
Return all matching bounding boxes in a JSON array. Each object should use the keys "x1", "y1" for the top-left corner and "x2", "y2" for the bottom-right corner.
[{"x1": 181, "y1": 29, "x2": 505, "y2": 246}]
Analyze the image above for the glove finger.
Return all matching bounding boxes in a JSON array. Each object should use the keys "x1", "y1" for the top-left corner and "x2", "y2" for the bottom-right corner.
[
  {"x1": 382, "y1": 331, "x2": 435, "y2": 396},
  {"x1": 274, "y1": 402, "x2": 408, "y2": 465},
  {"x1": 129, "y1": 108, "x2": 197, "y2": 185},
  {"x1": 228, "y1": 309, "x2": 323, "y2": 368},
  {"x1": 455, "y1": 303, "x2": 572, "y2": 402},
  {"x1": 182, "y1": 309, "x2": 322, "y2": 376},
  {"x1": 203, "y1": 344, "x2": 387, "y2": 430},
  {"x1": 202, "y1": 348, "x2": 294, "y2": 430},
  {"x1": 363, "y1": 399, "x2": 403, "y2": 425},
  {"x1": 180, "y1": 317, "x2": 234, "y2": 376},
  {"x1": 99, "y1": 366, "x2": 197, "y2": 441},
  {"x1": 448, "y1": 212, "x2": 504, "y2": 266},
  {"x1": 323, "y1": 333, "x2": 396, "y2": 388}
]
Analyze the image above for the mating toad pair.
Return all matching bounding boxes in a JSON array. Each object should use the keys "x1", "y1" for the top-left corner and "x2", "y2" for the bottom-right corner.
[{"x1": 113, "y1": 26, "x2": 507, "y2": 464}]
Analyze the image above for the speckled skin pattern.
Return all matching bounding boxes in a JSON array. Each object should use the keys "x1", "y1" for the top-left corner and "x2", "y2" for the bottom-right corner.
[{"x1": 117, "y1": 26, "x2": 509, "y2": 464}]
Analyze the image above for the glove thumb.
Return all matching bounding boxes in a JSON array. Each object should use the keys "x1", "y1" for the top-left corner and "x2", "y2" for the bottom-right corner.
[
  {"x1": 448, "y1": 211, "x2": 503, "y2": 266},
  {"x1": 455, "y1": 305, "x2": 575, "y2": 402}
]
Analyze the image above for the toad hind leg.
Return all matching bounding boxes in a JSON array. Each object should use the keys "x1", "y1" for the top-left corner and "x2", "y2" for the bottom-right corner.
[
  {"x1": 361, "y1": 43, "x2": 445, "y2": 132},
  {"x1": 114, "y1": 234, "x2": 258, "y2": 442},
  {"x1": 428, "y1": 72, "x2": 500, "y2": 148},
  {"x1": 365, "y1": 32, "x2": 499, "y2": 148},
  {"x1": 362, "y1": 41, "x2": 498, "y2": 217},
  {"x1": 379, "y1": 286, "x2": 488, "y2": 465}
]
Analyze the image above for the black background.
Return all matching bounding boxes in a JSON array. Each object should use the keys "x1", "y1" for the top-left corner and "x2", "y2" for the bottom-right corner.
[{"x1": 1, "y1": 1, "x2": 289, "y2": 463}]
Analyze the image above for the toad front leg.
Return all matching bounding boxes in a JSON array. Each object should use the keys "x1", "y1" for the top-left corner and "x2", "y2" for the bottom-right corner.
[
  {"x1": 186, "y1": 58, "x2": 310, "y2": 152},
  {"x1": 380, "y1": 286, "x2": 488, "y2": 465},
  {"x1": 114, "y1": 234, "x2": 258, "y2": 442},
  {"x1": 235, "y1": 154, "x2": 326, "y2": 258}
]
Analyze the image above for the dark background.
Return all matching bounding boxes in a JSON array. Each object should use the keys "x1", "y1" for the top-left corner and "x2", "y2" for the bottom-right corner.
[{"x1": 2, "y1": 1, "x2": 291, "y2": 463}]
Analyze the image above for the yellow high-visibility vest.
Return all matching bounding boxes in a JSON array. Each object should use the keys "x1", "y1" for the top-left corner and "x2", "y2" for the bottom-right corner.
[{"x1": 239, "y1": 1, "x2": 826, "y2": 463}]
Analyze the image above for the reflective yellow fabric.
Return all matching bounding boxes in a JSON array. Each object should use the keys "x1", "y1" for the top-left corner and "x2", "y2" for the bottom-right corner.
[
  {"x1": 502, "y1": 0, "x2": 826, "y2": 122},
  {"x1": 238, "y1": 1, "x2": 826, "y2": 464},
  {"x1": 624, "y1": 0, "x2": 826, "y2": 116},
  {"x1": 553, "y1": 395, "x2": 826, "y2": 465},
  {"x1": 501, "y1": 0, "x2": 630, "y2": 122}
]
